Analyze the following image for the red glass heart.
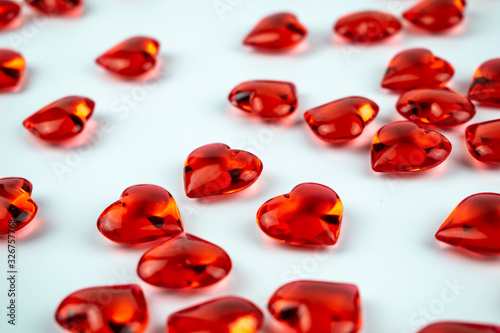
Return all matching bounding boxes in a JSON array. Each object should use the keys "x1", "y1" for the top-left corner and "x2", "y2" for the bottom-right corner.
[
  {"x1": 304, "y1": 96, "x2": 379, "y2": 142},
  {"x1": 228, "y1": 80, "x2": 297, "y2": 119},
  {"x1": 55, "y1": 284, "x2": 149, "y2": 333},
  {"x1": 97, "y1": 184, "x2": 183, "y2": 244},
  {"x1": 26, "y1": 0, "x2": 82, "y2": 15},
  {"x1": 184, "y1": 143, "x2": 263, "y2": 198},
  {"x1": 418, "y1": 321, "x2": 500, "y2": 333},
  {"x1": 334, "y1": 11, "x2": 402, "y2": 43},
  {"x1": 381, "y1": 48, "x2": 454, "y2": 92},
  {"x1": 243, "y1": 12, "x2": 307, "y2": 51},
  {"x1": 0, "y1": 177, "x2": 37, "y2": 234},
  {"x1": 403, "y1": 0, "x2": 466, "y2": 32},
  {"x1": 468, "y1": 58, "x2": 500, "y2": 106},
  {"x1": 257, "y1": 183, "x2": 343, "y2": 246},
  {"x1": 137, "y1": 233, "x2": 232, "y2": 289},
  {"x1": 466, "y1": 119, "x2": 500, "y2": 165},
  {"x1": 436, "y1": 193, "x2": 500, "y2": 254},
  {"x1": 96, "y1": 36, "x2": 160, "y2": 77},
  {"x1": 268, "y1": 280, "x2": 362, "y2": 333},
  {"x1": 396, "y1": 88, "x2": 475, "y2": 128},
  {"x1": 0, "y1": 1, "x2": 20, "y2": 29},
  {"x1": 0, "y1": 49, "x2": 25, "y2": 91},
  {"x1": 167, "y1": 297, "x2": 264, "y2": 332},
  {"x1": 23, "y1": 96, "x2": 94, "y2": 142},
  {"x1": 371, "y1": 121, "x2": 452, "y2": 172}
]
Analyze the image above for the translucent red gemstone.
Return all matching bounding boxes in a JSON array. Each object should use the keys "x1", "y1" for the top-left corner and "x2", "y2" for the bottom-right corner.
[
  {"x1": 96, "y1": 36, "x2": 160, "y2": 77},
  {"x1": 137, "y1": 233, "x2": 232, "y2": 289},
  {"x1": 26, "y1": 0, "x2": 82, "y2": 15},
  {"x1": 55, "y1": 284, "x2": 149, "y2": 333},
  {"x1": 304, "y1": 96, "x2": 379, "y2": 143},
  {"x1": 0, "y1": 49, "x2": 25, "y2": 91},
  {"x1": 466, "y1": 119, "x2": 500, "y2": 164},
  {"x1": 418, "y1": 322, "x2": 500, "y2": 333},
  {"x1": 436, "y1": 193, "x2": 500, "y2": 254},
  {"x1": 396, "y1": 88, "x2": 475, "y2": 127},
  {"x1": 97, "y1": 184, "x2": 183, "y2": 245},
  {"x1": 23, "y1": 96, "x2": 94, "y2": 142},
  {"x1": 0, "y1": 1, "x2": 20, "y2": 28},
  {"x1": 381, "y1": 48, "x2": 454, "y2": 92},
  {"x1": 268, "y1": 280, "x2": 362, "y2": 333},
  {"x1": 243, "y1": 12, "x2": 307, "y2": 51},
  {"x1": 468, "y1": 58, "x2": 500, "y2": 106},
  {"x1": 371, "y1": 121, "x2": 452, "y2": 172},
  {"x1": 167, "y1": 297, "x2": 264, "y2": 333},
  {"x1": 228, "y1": 80, "x2": 297, "y2": 119},
  {"x1": 257, "y1": 183, "x2": 343, "y2": 246},
  {"x1": 184, "y1": 143, "x2": 263, "y2": 198},
  {"x1": 403, "y1": 0, "x2": 466, "y2": 32},
  {"x1": 334, "y1": 11, "x2": 402, "y2": 43},
  {"x1": 0, "y1": 177, "x2": 37, "y2": 234}
]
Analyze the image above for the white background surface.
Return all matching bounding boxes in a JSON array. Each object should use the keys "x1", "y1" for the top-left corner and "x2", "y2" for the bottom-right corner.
[{"x1": 1, "y1": 0, "x2": 500, "y2": 332}]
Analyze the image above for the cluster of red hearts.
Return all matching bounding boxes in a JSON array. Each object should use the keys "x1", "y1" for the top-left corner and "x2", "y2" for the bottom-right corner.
[
  {"x1": 236, "y1": 7, "x2": 500, "y2": 172},
  {"x1": 4, "y1": 179, "x2": 500, "y2": 331},
  {"x1": 2, "y1": 0, "x2": 500, "y2": 332}
]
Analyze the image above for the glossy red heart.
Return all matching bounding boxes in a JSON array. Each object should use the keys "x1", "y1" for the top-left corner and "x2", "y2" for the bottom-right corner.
[
  {"x1": 23, "y1": 96, "x2": 95, "y2": 142},
  {"x1": 371, "y1": 121, "x2": 452, "y2": 172},
  {"x1": 381, "y1": 48, "x2": 454, "y2": 92},
  {"x1": 55, "y1": 284, "x2": 149, "y2": 333},
  {"x1": 167, "y1": 297, "x2": 264, "y2": 332},
  {"x1": 268, "y1": 280, "x2": 362, "y2": 333},
  {"x1": 417, "y1": 321, "x2": 500, "y2": 333},
  {"x1": 396, "y1": 88, "x2": 475, "y2": 128},
  {"x1": 257, "y1": 183, "x2": 343, "y2": 246},
  {"x1": 97, "y1": 184, "x2": 183, "y2": 244},
  {"x1": 243, "y1": 12, "x2": 307, "y2": 51},
  {"x1": 137, "y1": 233, "x2": 232, "y2": 289},
  {"x1": 0, "y1": 177, "x2": 38, "y2": 234},
  {"x1": 184, "y1": 143, "x2": 263, "y2": 198},
  {"x1": 304, "y1": 96, "x2": 379, "y2": 143},
  {"x1": 436, "y1": 193, "x2": 500, "y2": 255},
  {"x1": 96, "y1": 36, "x2": 160, "y2": 77},
  {"x1": 468, "y1": 58, "x2": 500, "y2": 106}
]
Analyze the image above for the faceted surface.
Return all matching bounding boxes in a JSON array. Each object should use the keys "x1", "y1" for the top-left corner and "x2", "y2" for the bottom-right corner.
[
  {"x1": 0, "y1": 49, "x2": 25, "y2": 91},
  {"x1": 466, "y1": 119, "x2": 500, "y2": 164},
  {"x1": 184, "y1": 143, "x2": 263, "y2": 198},
  {"x1": 304, "y1": 96, "x2": 379, "y2": 142},
  {"x1": 97, "y1": 184, "x2": 183, "y2": 244},
  {"x1": 403, "y1": 0, "x2": 466, "y2": 32},
  {"x1": 26, "y1": 0, "x2": 82, "y2": 15},
  {"x1": 137, "y1": 233, "x2": 232, "y2": 289},
  {"x1": 0, "y1": 178, "x2": 37, "y2": 234},
  {"x1": 436, "y1": 193, "x2": 500, "y2": 254},
  {"x1": 257, "y1": 183, "x2": 343, "y2": 246},
  {"x1": 228, "y1": 80, "x2": 298, "y2": 119},
  {"x1": 268, "y1": 280, "x2": 362, "y2": 333},
  {"x1": 96, "y1": 36, "x2": 160, "y2": 77},
  {"x1": 167, "y1": 297, "x2": 264, "y2": 333},
  {"x1": 396, "y1": 88, "x2": 475, "y2": 128},
  {"x1": 382, "y1": 48, "x2": 454, "y2": 92},
  {"x1": 468, "y1": 58, "x2": 500, "y2": 106},
  {"x1": 55, "y1": 284, "x2": 149, "y2": 333},
  {"x1": 418, "y1": 322, "x2": 500, "y2": 333},
  {"x1": 243, "y1": 12, "x2": 307, "y2": 51},
  {"x1": 371, "y1": 121, "x2": 452, "y2": 172},
  {"x1": 23, "y1": 96, "x2": 95, "y2": 142},
  {"x1": 0, "y1": 1, "x2": 20, "y2": 29},
  {"x1": 334, "y1": 11, "x2": 402, "y2": 43}
]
